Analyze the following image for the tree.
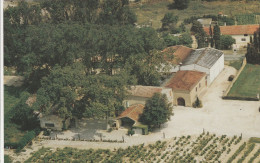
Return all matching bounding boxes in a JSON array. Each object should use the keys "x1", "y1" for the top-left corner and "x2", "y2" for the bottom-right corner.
[
  {"x1": 140, "y1": 93, "x2": 173, "y2": 128},
  {"x1": 161, "y1": 13, "x2": 179, "y2": 31},
  {"x1": 213, "y1": 25, "x2": 221, "y2": 49},
  {"x1": 220, "y1": 35, "x2": 235, "y2": 50},
  {"x1": 209, "y1": 25, "x2": 214, "y2": 47},
  {"x1": 11, "y1": 92, "x2": 39, "y2": 130},
  {"x1": 170, "y1": 0, "x2": 190, "y2": 10},
  {"x1": 191, "y1": 21, "x2": 208, "y2": 48},
  {"x1": 98, "y1": 0, "x2": 136, "y2": 25},
  {"x1": 246, "y1": 29, "x2": 260, "y2": 64}
]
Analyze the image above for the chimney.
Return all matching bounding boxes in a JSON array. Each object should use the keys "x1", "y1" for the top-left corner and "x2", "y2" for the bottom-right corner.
[{"x1": 224, "y1": 22, "x2": 226, "y2": 26}]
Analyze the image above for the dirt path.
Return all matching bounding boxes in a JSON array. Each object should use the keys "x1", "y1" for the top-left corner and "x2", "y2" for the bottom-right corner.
[{"x1": 4, "y1": 76, "x2": 24, "y2": 87}]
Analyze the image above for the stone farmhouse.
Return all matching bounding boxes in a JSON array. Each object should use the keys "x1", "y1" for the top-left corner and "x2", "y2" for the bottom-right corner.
[
  {"x1": 203, "y1": 24, "x2": 260, "y2": 50},
  {"x1": 164, "y1": 71, "x2": 207, "y2": 107}
]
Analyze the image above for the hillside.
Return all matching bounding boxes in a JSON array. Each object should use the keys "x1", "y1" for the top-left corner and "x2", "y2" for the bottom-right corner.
[{"x1": 131, "y1": 0, "x2": 260, "y2": 29}]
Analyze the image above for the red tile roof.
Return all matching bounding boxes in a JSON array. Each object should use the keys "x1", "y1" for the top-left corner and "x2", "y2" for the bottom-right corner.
[
  {"x1": 204, "y1": 24, "x2": 259, "y2": 35},
  {"x1": 117, "y1": 104, "x2": 145, "y2": 122},
  {"x1": 128, "y1": 86, "x2": 163, "y2": 98},
  {"x1": 165, "y1": 71, "x2": 206, "y2": 91},
  {"x1": 162, "y1": 45, "x2": 194, "y2": 64}
]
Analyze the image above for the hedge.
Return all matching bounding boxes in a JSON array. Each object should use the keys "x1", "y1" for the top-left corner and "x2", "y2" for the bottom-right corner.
[
  {"x1": 222, "y1": 96, "x2": 259, "y2": 101},
  {"x1": 4, "y1": 128, "x2": 40, "y2": 152}
]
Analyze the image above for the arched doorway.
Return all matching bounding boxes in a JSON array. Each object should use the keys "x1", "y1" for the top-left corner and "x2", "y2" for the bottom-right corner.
[{"x1": 177, "y1": 97, "x2": 185, "y2": 106}]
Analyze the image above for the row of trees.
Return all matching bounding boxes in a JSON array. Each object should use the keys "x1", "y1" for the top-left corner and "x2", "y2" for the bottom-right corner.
[{"x1": 191, "y1": 21, "x2": 235, "y2": 49}]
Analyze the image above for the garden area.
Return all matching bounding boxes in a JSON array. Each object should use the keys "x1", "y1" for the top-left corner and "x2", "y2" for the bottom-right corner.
[
  {"x1": 24, "y1": 133, "x2": 260, "y2": 163},
  {"x1": 227, "y1": 64, "x2": 260, "y2": 99}
]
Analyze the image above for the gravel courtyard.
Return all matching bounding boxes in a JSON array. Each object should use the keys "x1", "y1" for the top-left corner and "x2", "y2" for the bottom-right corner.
[{"x1": 50, "y1": 65, "x2": 260, "y2": 142}]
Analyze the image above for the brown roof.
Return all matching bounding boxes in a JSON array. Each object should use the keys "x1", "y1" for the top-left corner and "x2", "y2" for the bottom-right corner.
[
  {"x1": 204, "y1": 25, "x2": 259, "y2": 35},
  {"x1": 128, "y1": 86, "x2": 163, "y2": 98},
  {"x1": 165, "y1": 71, "x2": 206, "y2": 91},
  {"x1": 117, "y1": 104, "x2": 145, "y2": 122},
  {"x1": 162, "y1": 45, "x2": 194, "y2": 65}
]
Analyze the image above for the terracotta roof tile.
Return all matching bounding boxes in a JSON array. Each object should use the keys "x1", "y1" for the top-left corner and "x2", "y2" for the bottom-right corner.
[
  {"x1": 165, "y1": 71, "x2": 206, "y2": 91},
  {"x1": 204, "y1": 24, "x2": 259, "y2": 35},
  {"x1": 162, "y1": 45, "x2": 194, "y2": 64},
  {"x1": 117, "y1": 104, "x2": 145, "y2": 122},
  {"x1": 128, "y1": 86, "x2": 163, "y2": 98}
]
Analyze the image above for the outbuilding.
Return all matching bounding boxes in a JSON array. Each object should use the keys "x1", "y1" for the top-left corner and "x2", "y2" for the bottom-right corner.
[
  {"x1": 165, "y1": 71, "x2": 207, "y2": 107},
  {"x1": 180, "y1": 48, "x2": 224, "y2": 85}
]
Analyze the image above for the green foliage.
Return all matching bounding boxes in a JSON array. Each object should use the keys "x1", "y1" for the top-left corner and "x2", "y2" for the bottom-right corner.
[
  {"x1": 227, "y1": 142, "x2": 246, "y2": 163},
  {"x1": 16, "y1": 128, "x2": 40, "y2": 152},
  {"x1": 140, "y1": 93, "x2": 173, "y2": 128},
  {"x1": 249, "y1": 137, "x2": 260, "y2": 144},
  {"x1": 161, "y1": 13, "x2": 179, "y2": 31},
  {"x1": 236, "y1": 14, "x2": 256, "y2": 25},
  {"x1": 192, "y1": 97, "x2": 203, "y2": 108},
  {"x1": 170, "y1": 0, "x2": 190, "y2": 10},
  {"x1": 10, "y1": 92, "x2": 40, "y2": 130},
  {"x1": 191, "y1": 21, "x2": 208, "y2": 48},
  {"x1": 163, "y1": 33, "x2": 192, "y2": 47},
  {"x1": 4, "y1": 155, "x2": 12, "y2": 163},
  {"x1": 220, "y1": 35, "x2": 236, "y2": 50},
  {"x1": 246, "y1": 30, "x2": 260, "y2": 64},
  {"x1": 213, "y1": 25, "x2": 221, "y2": 49}
]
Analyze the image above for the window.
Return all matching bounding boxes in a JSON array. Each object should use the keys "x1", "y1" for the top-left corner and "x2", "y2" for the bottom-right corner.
[
  {"x1": 45, "y1": 123, "x2": 54, "y2": 127},
  {"x1": 196, "y1": 87, "x2": 197, "y2": 92},
  {"x1": 241, "y1": 38, "x2": 246, "y2": 41},
  {"x1": 199, "y1": 83, "x2": 201, "y2": 88},
  {"x1": 244, "y1": 34, "x2": 248, "y2": 36}
]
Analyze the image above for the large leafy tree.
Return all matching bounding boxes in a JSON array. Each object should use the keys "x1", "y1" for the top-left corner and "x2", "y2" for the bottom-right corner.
[
  {"x1": 140, "y1": 93, "x2": 173, "y2": 128},
  {"x1": 161, "y1": 13, "x2": 179, "y2": 31},
  {"x1": 220, "y1": 35, "x2": 235, "y2": 50},
  {"x1": 191, "y1": 21, "x2": 208, "y2": 48},
  {"x1": 11, "y1": 92, "x2": 39, "y2": 130},
  {"x1": 33, "y1": 63, "x2": 133, "y2": 120},
  {"x1": 98, "y1": 0, "x2": 136, "y2": 25}
]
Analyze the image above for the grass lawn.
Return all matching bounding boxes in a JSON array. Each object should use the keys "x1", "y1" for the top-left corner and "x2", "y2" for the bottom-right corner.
[
  {"x1": 4, "y1": 86, "x2": 27, "y2": 144},
  {"x1": 227, "y1": 64, "x2": 260, "y2": 98},
  {"x1": 228, "y1": 60, "x2": 243, "y2": 70},
  {"x1": 131, "y1": 1, "x2": 260, "y2": 29}
]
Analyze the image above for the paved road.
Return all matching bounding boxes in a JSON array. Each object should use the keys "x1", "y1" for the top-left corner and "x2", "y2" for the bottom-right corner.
[{"x1": 224, "y1": 54, "x2": 244, "y2": 61}]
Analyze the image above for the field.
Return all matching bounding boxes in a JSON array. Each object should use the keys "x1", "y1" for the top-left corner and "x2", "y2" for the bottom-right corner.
[
  {"x1": 131, "y1": 0, "x2": 260, "y2": 29},
  {"x1": 4, "y1": 86, "x2": 27, "y2": 144},
  {"x1": 25, "y1": 133, "x2": 260, "y2": 163},
  {"x1": 227, "y1": 64, "x2": 260, "y2": 98}
]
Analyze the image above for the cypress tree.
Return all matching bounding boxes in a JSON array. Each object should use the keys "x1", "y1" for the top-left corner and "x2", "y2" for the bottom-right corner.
[{"x1": 213, "y1": 25, "x2": 221, "y2": 49}]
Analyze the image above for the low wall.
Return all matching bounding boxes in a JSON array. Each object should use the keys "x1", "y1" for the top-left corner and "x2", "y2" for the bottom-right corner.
[{"x1": 223, "y1": 57, "x2": 247, "y2": 97}]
